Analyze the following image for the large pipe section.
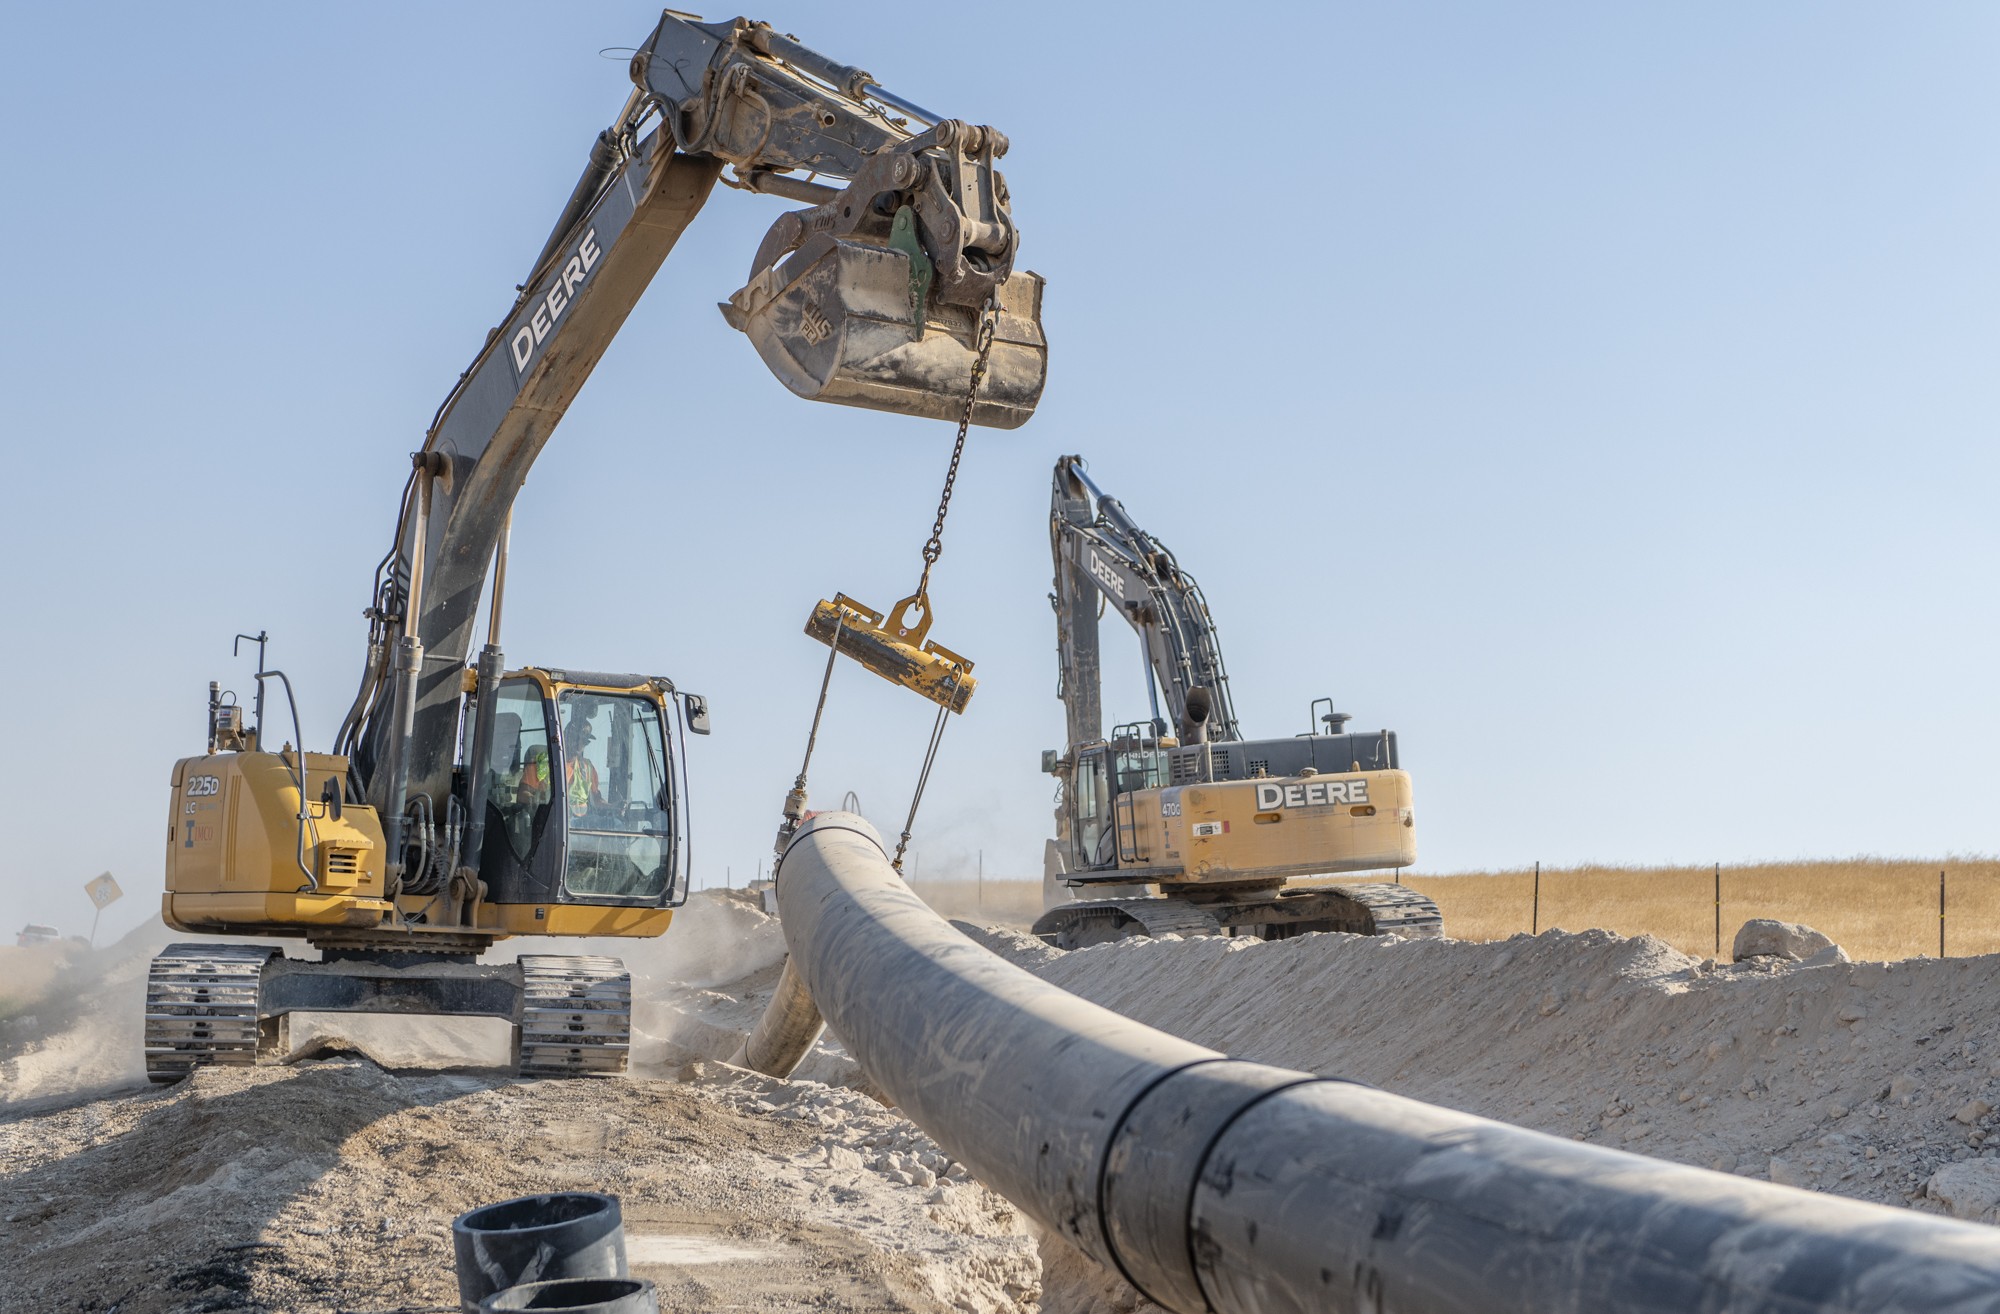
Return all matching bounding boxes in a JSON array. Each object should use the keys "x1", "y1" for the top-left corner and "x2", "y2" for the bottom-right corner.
[
  {"x1": 726, "y1": 957, "x2": 823, "y2": 1077},
  {"x1": 766, "y1": 813, "x2": 2000, "y2": 1314}
]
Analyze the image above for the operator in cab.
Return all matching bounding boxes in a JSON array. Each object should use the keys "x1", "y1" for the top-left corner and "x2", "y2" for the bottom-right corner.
[{"x1": 522, "y1": 708, "x2": 604, "y2": 819}]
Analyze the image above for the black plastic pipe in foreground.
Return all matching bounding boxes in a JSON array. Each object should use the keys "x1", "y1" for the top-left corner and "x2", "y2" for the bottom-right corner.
[{"x1": 770, "y1": 813, "x2": 2000, "y2": 1314}]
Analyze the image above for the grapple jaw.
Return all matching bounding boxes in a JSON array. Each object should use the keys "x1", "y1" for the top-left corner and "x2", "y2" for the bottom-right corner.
[
  {"x1": 724, "y1": 255, "x2": 1044, "y2": 429},
  {"x1": 721, "y1": 120, "x2": 1047, "y2": 429}
]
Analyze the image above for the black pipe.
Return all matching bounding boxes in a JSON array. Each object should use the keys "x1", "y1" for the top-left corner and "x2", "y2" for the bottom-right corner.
[{"x1": 770, "y1": 813, "x2": 2000, "y2": 1314}]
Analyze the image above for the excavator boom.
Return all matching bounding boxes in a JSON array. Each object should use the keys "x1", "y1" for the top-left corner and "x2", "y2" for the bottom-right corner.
[{"x1": 338, "y1": 12, "x2": 1048, "y2": 883}]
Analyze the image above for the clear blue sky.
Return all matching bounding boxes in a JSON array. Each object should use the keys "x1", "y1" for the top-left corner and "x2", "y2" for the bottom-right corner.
[{"x1": 2, "y1": 3, "x2": 1995, "y2": 941}]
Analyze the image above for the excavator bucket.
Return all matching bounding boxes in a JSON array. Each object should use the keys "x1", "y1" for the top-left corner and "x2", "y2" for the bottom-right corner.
[
  {"x1": 723, "y1": 246, "x2": 1046, "y2": 430},
  {"x1": 805, "y1": 594, "x2": 976, "y2": 714}
]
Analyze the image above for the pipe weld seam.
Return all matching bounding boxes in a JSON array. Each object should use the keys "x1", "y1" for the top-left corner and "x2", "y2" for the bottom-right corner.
[
  {"x1": 1091, "y1": 1056, "x2": 1229, "y2": 1301},
  {"x1": 1177, "y1": 1076, "x2": 1339, "y2": 1314},
  {"x1": 1103, "y1": 1067, "x2": 1377, "y2": 1313}
]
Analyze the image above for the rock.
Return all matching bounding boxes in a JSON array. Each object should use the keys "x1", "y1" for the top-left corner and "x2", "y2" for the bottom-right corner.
[
  {"x1": 1954, "y1": 1100, "x2": 1992, "y2": 1126},
  {"x1": 1768, "y1": 1157, "x2": 1804, "y2": 1188},
  {"x1": 1928, "y1": 1161, "x2": 2000, "y2": 1222},
  {"x1": 824, "y1": 1145, "x2": 865, "y2": 1172},
  {"x1": 1733, "y1": 919, "x2": 1838, "y2": 963},
  {"x1": 1837, "y1": 1004, "x2": 1867, "y2": 1024},
  {"x1": 1890, "y1": 1074, "x2": 1924, "y2": 1105}
]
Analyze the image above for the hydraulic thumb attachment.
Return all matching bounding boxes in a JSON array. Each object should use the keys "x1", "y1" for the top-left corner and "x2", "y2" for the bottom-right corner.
[
  {"x1": 637, "y1": 13, "x2": 1047, "y2": 428},
  {"x1": 805, "y1": 594, "x2": 975, "y2": 714}
]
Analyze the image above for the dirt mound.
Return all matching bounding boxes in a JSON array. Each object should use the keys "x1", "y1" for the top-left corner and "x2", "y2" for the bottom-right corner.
[
  {"x1": 9, "y1": 901, "x2": 1999, "y2": 1312},
  {"x1": 969, "y1": 924, "x2": 2000, "y2": 1209},
  {"x1": 0, "y1": 1056, "x2": 1035, "y2": 1313}
]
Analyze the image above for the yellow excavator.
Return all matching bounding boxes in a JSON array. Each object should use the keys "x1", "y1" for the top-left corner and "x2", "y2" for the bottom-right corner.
[
  {"x1": 151, "y1": 12, "x2": 1047, "y2": 1080},
  {"x1": 1034, "y1": 457, "x2": 1440, "y2": 947}
]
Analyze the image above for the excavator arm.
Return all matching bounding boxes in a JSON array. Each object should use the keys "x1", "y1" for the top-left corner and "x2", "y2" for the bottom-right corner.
[
  {"x1": 1049, "y1": 456, "x2": 1240, "y2": 752},
  {"x1": 337, "y1": 12, "x2": 1047, "y2": 890}
]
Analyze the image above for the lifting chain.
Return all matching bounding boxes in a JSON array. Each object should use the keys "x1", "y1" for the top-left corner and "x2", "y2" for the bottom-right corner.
[
  {"x1": 912, "y1": 297, "x2": 999, "y2": 602},
  {"x1": 780, "y1": 299, "x2": 999, "y2": 877},
  {"x1": 891, "y1": 298, "x2": 998, "y2": 874}
]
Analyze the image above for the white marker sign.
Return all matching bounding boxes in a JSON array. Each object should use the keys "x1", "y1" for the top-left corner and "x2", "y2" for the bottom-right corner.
[{"x1": 85, "y1": 872, "x2": 123, "y2": 910}]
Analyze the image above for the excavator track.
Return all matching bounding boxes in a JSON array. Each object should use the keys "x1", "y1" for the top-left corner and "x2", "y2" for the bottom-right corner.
[
  {"x1": 1312, "y1": 881, "x2": 1445, "y2": 940},
  {"x1": 517, "y1": 955, "x2": 632, "y2": 1077},
  {"x1": 145, "y1": 943, "x2": 278, "y2": 1083},
  {"x1": 1033, "y1": 882, "x2": 1442, "y2": 950},
  {"x1": 1031, "y1": 899, "x2": 1222, "y2": 949},
  {"x1": 147, "y1": 945, "x2": 631, "y2": 1081}
]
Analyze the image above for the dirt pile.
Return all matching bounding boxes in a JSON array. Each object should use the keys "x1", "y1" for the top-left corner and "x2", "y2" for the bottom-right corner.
[
  {"x1": 968, "y1": 923, "x2": 2000, "y2": 1212},
  {"x1": 0, "y1": 1057, "x2": 1035, "y2": 1313},
  {"x1": 8, "y1": 897, "x2": 2000, "y2": 1312},
  {"x1": 0, "y1": 892, "x2": 1020, "y2": 1312}
]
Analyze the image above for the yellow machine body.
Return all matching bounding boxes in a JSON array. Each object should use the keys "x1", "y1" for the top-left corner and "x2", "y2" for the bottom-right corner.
[
  {"x1": 164, "y1": 750, "x2": 393, "y2": 933},
  {"x1": 806, "y1": 593, "x2": 976, "y2": 714},
  {"x1": 163, "y1": 665, "x2": 685, "y2": 949},
  {"x1": 1091, "y1": 768, "x2": 1416, "y2": 888}
]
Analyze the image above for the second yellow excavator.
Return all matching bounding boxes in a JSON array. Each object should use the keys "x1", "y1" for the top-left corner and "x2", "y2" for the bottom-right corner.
[{"x1": 1035, "y1": 457, "x2": 1441, "y2": 947}]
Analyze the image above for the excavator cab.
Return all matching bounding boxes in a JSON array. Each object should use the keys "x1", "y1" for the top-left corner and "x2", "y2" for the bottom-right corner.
[{"x1": 474, "y1": 672, "x2": 687, "y2": 911}]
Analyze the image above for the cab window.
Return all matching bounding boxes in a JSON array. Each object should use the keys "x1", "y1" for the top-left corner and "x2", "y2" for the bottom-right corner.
[
  {"x1": 555, "y1": 691, "x2": 675, "y2": 901},
  {"x1": 484, "y1": 680, "x2": 554, "y2": 866},
  {"x1": 1074, "y1": 749, "x2": 1113, "y2": 870}
]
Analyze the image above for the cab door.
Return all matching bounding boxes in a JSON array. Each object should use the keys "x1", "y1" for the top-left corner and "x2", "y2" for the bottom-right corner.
[
  {"x1": 475, "y1": 678, "x2": 567, "y2": 905},
  {"x1": 549, "y1": 689, "x2": 680, "y2": 906},
  {"x1": 1070, "y1": 747, "x2": 1114, "y2": 872}
]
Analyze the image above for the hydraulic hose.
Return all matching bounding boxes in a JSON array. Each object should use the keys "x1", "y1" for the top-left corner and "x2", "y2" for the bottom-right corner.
[{"x1": 765, "y1": 812, "x2": 2000, "y2": 1314}]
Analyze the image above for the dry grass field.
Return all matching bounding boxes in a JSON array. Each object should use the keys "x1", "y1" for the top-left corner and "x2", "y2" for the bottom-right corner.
[
  {"x1": 910, "y1": 878, "x2": 1045, "y2": 930},
  {"x1": 930, "y1": 858, "x2": 2000, "y2": 962},
  {"x1": 1393, "y1": 857, "x2": 2000, "y2": 962}
]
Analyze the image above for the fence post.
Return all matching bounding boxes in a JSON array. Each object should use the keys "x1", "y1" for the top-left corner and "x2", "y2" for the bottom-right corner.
[
  {"x1": 1532, "y1": 861, "x2": 1540, "y2": 935},
  {"x1": 1941, "y1": 870, "x2": 1947, "y2": 959},
  {"x1": 1713, "y1": 862, "x2": 1721, "y2": 958}
]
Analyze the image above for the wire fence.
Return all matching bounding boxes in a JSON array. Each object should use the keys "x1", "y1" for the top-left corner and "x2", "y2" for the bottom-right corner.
[{"x1": 1402, "y1": 858, "x2": 1998, "y2": 963}]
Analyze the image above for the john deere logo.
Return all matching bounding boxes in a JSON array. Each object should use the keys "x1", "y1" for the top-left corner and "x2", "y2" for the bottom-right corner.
[
  {"x1": 799, "y1": 300, "x2": 833, "y2": 346},
  {"x1": 1255, "y1": 778, "x2": 1370, "y2": 809}
]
